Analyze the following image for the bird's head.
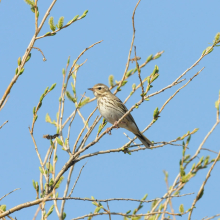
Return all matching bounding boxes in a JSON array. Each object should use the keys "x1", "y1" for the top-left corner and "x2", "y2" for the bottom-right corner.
[{"x1": 88, "y1": 83, "x2": 111, "y2": 98}]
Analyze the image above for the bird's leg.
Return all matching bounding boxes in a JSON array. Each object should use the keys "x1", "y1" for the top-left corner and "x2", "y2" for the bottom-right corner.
[
  {"x1": 113, "y1": 121, "x2": 120, "y2": 129},
  {"x1": 106, "y1": 127, "x2": 112, "y2": 135},
  {"x1": 106, "y1": 121, "x2": 120, "y2": 135}
]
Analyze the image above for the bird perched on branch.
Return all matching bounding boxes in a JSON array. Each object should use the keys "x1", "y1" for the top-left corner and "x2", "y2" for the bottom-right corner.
[{"x1": 88, "y1": 83, "x2": 153, "y2": 148}]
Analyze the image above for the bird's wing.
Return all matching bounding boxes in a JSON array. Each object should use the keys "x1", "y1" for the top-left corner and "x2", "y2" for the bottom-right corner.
[{"x1": 113, "y1": 95, "x2": 138, "y2": 127}]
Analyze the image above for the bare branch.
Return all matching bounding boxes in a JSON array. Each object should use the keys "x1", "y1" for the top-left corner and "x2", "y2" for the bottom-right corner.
[
  {"x1": 117, "y1": 0, "x2": 141, "y2": 89},
  {"x1": 0, "y1": 120, "x2": 8, "y2": 130},
  {"x1": 0, "y1": 193, "x2": 194, "y2": 218},
  {"x1": 188, "y1": 151, "x2": 220, "y2": 219},
  {"x1": 33, "y1": 47, "x2": 47, "y2": 61},
  {"x1": 0, "y1": 188, "x2": 20, "y2": 201}
]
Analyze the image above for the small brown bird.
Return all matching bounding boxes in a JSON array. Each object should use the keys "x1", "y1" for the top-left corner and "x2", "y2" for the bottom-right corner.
[{"x1": 88, "y1": 83, "x2": 153, "y2": 147}]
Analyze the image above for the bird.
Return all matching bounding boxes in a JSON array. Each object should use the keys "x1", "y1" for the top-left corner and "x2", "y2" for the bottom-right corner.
[{"x1": 88, "y1": 83, "x2": 153, "y2": 148}]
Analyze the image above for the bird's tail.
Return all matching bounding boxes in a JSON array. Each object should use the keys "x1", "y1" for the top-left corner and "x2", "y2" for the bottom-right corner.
[{"x1": 135, "y1": 132, "x2": 153, "y2": 148}]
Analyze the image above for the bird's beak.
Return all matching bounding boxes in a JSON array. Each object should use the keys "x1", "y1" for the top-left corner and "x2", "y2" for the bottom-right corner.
[{"x1": 88, "y1": 88, "x2": 94, "y2": 91}]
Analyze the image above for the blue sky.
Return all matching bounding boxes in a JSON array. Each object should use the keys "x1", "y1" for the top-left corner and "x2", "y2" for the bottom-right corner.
[{"x1": 0, "y1": 0, "x2": 220, "y2": 219}]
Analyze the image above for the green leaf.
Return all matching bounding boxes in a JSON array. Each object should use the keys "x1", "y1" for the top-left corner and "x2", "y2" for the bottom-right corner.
[
  {"x1": 57, "y1": 16, "x2": 64, "y2": 29},
  {"x1": 39, "y1": 167, "x2": 44, "y2": 174},
  {"x1": 83, "y1": 9, "x2": 89, "y2": 15},
  {"x1": 146, "y1": 54, "x2": 153, "y2": 62},
  {"x1": 204, "y1": 156, "x2": 210, "y2": 166},
  {"x1": 215, "y1": 100, "x2": 219, "y2": 111},
  {"x1": 49, "y1": 17, "x2": 56, "y2": 31},
  {"x1": 151, "y1": 73, "x2": 159, "y2": 82},
  {"x1": 153, "y1": 107, "x2": 159, "y2": 119},
  {"x1": 26, "y1": 53, "x2": 31, "y2": 62},
  {"x1": 179, "y1": 204, "x2": 184, "y2": 214},
  {"x1": 133, "y1": 67, "x2": 137, "y2": 73},
  {"x1": 62, "y1": 212, "x2": 66, "y2": 220},
  {"x1": 67, "y1": 56, "x2": 70, "y2": 65},
  {"x1": 78, "y1": 97, "x2": 90, "y2": 108},
  {"x1": 141, "y1": 193, "x2": 148, "y2": 201},
  {"x1": 46, "y1": 162, "x2": 53, "y2": 173},
  {"x1": 71, "y1": 82, "x2": 76, "y2": 94},
  {"x1": 180, "y1": 165, "x2": 185, "y2": 177},
  {"x1": 183, "y1": 154, "x2": 191, "y2": 163},
  {"x1": 151, "y1": 65, "x2": 159, "y2": 76},
  {"x1": 213, "y1": 32, "x2": 220, "y2": 44},
  {"x1": 108, "y1": 75, "x2": 114, "y2": 86},
  {"x1": 158, "y1": 204, "x2": 164, "y2": 211},
  {"x1": 132, "y1": 83, "x2": 136, "y2": 90},
  {"x1": 151, "y1": 200, "x2": 157, "y2": 209},
  {"x1": 121, "y1": 80, "x2": 127, "y2": 86},
  {"x1": 47, "y1": 205, "x2": 54, "y2": 216},
  {"x1": 126, "y1": 69, "x2": 133, "y2": 77},
  {"x1": 154, "y1": 53, "x2": 161, "y2": 59},
  {"x1": 49, "y1": 83, "x2": 56, "y2": 91},
  {"x1": 45, "y1": 113, "x2": 52, "y2": 123},
  {"x1": 181, "y1": 173, "x2": 191, "y2": 183},
  {"x1": 17, "y1": 57, "x2": 21, "y2": 66},
  {"x1": 65, "y1": 91, "x2": 77, "y2": 103},
  {"x1": 202, "y1": 49, "x2": 206, "y2": 55},
  {"x1": 33, "y1": 106, "x2": 36, "y2": 115},
  {"x1": 81, "y1": 10, "x2": 89, "y2": 19},
  {"x1": 200, "y1": 156, "x2": 204, "y2": 163},
  {"x1": 15, "y1": 67, "x2": 18, "y2": 75},
  {"x1": 32, "y1": 180, "x2": 36, "y2": 189},
  {"x1": 45, "y1": 32, "x2": 51, "y2": 36},
  {"x1": 205, "y1": 46, "x2": 213, "y2": 54},
  {"x1": 198, "y1": 189, "x2": 204, "y2": 200},
  {"x1": 94, "y1": 206, "x2": 102, "y2": 213},
  {"x1": 191, "y1": 163, "x2": 196, "y2": 170},
  {"x1": 56, "y1": 137, "x2": 63, "y2": 146},
  {"x1": 72, "y1": 15, "x2": 79, "y2": 22},
  {"x1": 55, "y1": 176, "x2": 64, "y2": 189},
  {"x1": 19, "y1": 68, "x2": 25, "y2": 75},
  {"x1": 24, "y1": 0, "x2": 34, "y2": 7},
  {"x1": 191, "y1": 128, "x2": 199, "y2": 134},
  {"x1": 186, "y1": 134, "x2": 191, "y2": 144},
  {"x1": 0, "y1": 205, "x2": 6, "y2": 211}
]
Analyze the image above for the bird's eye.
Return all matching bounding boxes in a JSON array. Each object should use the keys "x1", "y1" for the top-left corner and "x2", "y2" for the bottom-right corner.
[{"x1": 98, "y1": 87, "x2": 102, "y2": 90}]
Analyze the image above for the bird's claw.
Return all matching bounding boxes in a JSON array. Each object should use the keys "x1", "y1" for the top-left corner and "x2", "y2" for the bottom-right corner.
[
  {"x1": 106, "y1": 127, "x2": 112, "y2": 135},
  {"x1": 113, "y1": 121, "x2": 119, "y2": 129}
]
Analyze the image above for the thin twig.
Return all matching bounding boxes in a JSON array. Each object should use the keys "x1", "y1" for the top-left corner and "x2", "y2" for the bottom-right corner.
[
  {"x1": 134, "y1": 45, "x2": 144, "y2": 99},
  {"x1": 0, "y1": 193, "x2": 194, "y2": 218},
  {"x1": 36, "y1": 14, "x2": 86, "y2": 40},
  {"x1": 34, "y1": 0, "x2": 38, "y2": 32},
  {"x1": 106, "y1": 202, "x2": 111, "y2": 220},
  {"x1": 73, "y1": 108, "x2": 98, "y2": 153},
  {"x1": 33, "y1": 47, "x2": 47, "y2": 61},
  {"x1": 0, "y1": 0, "x2": 58, "y2": 109},
  {"x1": 117, "y1": 0, "x2": 141, "y2": 89},
  {"x1": 71, "y1": 210, "x2": 189, "y2": 220},
  {"x1": 188, "y1": 151, "x2": 220, "y2": 220},
  {"x1": 0, "y1": 96, "x2": 9, "y2": 111},
  {"x1": 77, "y1": 109, "x2": 89, "y2": 130},
  {"x1": 68, "y1": 162, "x2": 88, "y2": 197},
  {"x1": 29, "y1": 127, "x2": 44, "y2": 168},
  {"x1": 163, "y1": 171, "x2": 176, "y2": 220},
  {"x1": 201, "y1": 148, "x2": 218, "y2": 154},
  {"x1": 0, "y1": 120, "x2": 8, "y2": 129},
  {"x1": 201, "y1": 214, "x2": 220, "y2": 220},
  {"x1": 0, "y1": 188, "x2": 20, "y2": 201}
]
